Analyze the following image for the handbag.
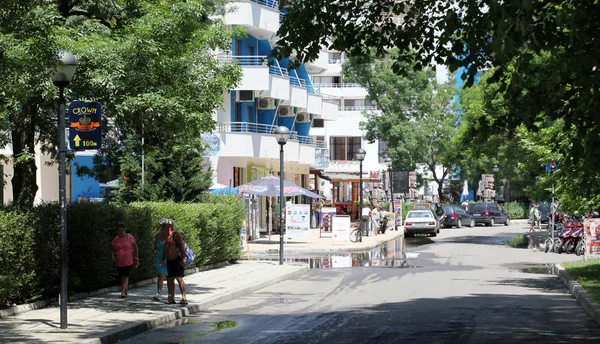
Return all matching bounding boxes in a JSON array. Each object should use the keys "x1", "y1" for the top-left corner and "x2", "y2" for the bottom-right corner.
[{"x1": 174, "y1": 231, "x2": 196, "y2": 268}]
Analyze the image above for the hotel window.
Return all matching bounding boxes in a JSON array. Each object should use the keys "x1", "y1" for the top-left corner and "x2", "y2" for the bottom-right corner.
[
  {"x1": 329, "y1": 136, "x2": 362, "y2": 161},
  {"x1": 312, "y1": 118, "x2": 324, "y2": 128},
  {"x1": 328, "y1": 52, "x2": 342, "y2": 64},
  {"x1": 378, "y1": 141, "x2": 389, "y2": 163}
]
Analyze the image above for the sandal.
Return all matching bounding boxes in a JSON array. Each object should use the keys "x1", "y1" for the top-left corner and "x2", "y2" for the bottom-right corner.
[
  {"x1": 165, "y1": 298, "x2": 176, "y2": 304},
  {"x1": 179, "y1": 300, "x2": 188, "y2": 305}
]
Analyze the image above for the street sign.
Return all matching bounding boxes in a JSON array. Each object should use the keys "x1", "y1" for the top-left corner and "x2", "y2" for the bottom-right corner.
[
  {"x1": 69, "y1": 101, "x2": 102, "y2": 151},
  {"x1": 391, "y1": 171, "x2": 409, "y2": 194}
]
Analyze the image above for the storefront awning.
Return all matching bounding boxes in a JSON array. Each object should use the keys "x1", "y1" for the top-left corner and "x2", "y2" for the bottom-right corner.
[{"x1": 319, "y1": 173, "x2": 379, "y2": 183}]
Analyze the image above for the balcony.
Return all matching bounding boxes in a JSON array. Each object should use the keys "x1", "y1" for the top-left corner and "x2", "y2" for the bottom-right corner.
[
  {"x1": 288, "y1": 76, "x2": 308, "y2": 109},
  {"x1": 259, "y1": 62, "x2": 290, "y2": 100},
  {"x1": 319, "y1": 94, "x2": 339, "y2": 121},
  {"x1": 307, "y1": 94, "x2": 323, "y2": 115},
  {"x1": 314, "y1": 83, "x2": 367, "y2": 98},
  {"x1": 214, "y1": 121, "x2": 318, "y2": 164},
  {"x1": 225, "y1": 0, "x2": 281, "y2": 39},
  {"x1": 219, "y1": 55, "x2": 269, "y2": 91}
]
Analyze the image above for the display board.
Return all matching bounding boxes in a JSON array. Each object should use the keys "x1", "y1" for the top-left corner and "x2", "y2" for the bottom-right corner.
[
  {"x1": 391, "y1": 171, "x2": 409, "y2": 194},
  {"x1": 584, "y1": 219, "x2": 600, "y2": 256},
  {"x1": 332, "y1": 215, "x2": 351, "y2": 241},
  {"x1": 286, "y1": 204, "x2": 311, "y2": 238}
]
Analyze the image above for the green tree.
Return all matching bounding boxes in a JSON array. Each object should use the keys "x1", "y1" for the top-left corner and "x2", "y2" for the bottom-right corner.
[
  {"x1": 0, "y1": 0, "x2": 241, "y2": 207},
  {"x1": 273, "y1": 0, "x2": 600, "y2": 170},
  {"x1": 343, "y1": 53, "x2": 459, "y2": 200}
]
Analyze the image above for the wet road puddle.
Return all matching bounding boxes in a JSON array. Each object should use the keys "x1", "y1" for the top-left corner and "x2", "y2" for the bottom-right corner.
[
  {"x1": 250, "y1": 237, "x2": 421, "y2": 269},
  {"x1": 520, "y1": 264, "x2": 556, "y2": 275}
]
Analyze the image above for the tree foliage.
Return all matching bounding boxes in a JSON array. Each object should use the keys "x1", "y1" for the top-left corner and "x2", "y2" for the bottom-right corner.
[
  {"x1": 343, "y1": 53, "x2": 459, "y2": 199},
  {"x1": 0, "y1": 0, "x2": 241, "y2": 206}
]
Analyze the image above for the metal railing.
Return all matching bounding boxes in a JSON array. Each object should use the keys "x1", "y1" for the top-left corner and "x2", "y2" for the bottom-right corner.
[
  {"x1": 217, "y1": 54, "x2": 267, "y2": 66},
  {"x1": 340, "y1": 106, "x2": 378, "y2": 111},
  {"x1": 216, "y1": 122, "x2": 323, "y2": 147},
  {"x1": 289, "y1": 76, "x2": 307, "y2": 88},
  {"x1": 231, "y1": 0, "x2": 279, "y2": 10},
  {"x1": 269, "y1": 65, "x2": 288, "y2": 77},
  {"x1": 313, "y1": 82, "x2": 363, "y2": 88}
]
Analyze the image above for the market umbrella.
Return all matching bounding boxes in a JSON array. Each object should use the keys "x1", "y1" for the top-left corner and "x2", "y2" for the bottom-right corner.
[
  {"x1": 238, "y1": 175, "x2": 322, "y2": 198},
  {"x1": 209, "y1": 182, "x2": 228, "y2": 190}
]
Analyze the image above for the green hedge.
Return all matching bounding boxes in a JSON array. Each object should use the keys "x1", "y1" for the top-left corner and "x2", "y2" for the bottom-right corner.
[
  {"x1": 0, "y1": 197, "x2": 245, "y2": 307},
  {"x1": 502, "y1": 202, "x2": 528, "y2": 219}
]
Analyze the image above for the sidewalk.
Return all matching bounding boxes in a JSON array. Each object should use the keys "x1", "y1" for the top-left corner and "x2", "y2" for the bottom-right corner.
[
  {"x1": 247, "y1": 226, "x2": 404, "y2": 255},
  {"x1": 0, "y1": 261, "x2": 307, "y2": 344}
]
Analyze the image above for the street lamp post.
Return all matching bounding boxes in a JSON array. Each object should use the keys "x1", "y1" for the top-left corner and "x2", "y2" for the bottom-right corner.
[
  {"x1": 274, "y1": 126, "x2": 290, "y2": 265},
  {"x1": 385, "y1": 157, "x2": 394, "y2": 228},
  {"x1": 492, "y1": 165, "x2": 499, "y2": 201},
  {"x1": 49, "y1": 50, "x2": 77, "y2": 330},
  {"x1": 355, "y1": 148, "x2": 366, "y2": 239}
]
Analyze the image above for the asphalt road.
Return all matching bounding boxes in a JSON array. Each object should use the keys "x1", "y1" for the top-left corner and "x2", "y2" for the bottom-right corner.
[{"x1": 124, "y1": 222, "x2": 600, "y2": 343}]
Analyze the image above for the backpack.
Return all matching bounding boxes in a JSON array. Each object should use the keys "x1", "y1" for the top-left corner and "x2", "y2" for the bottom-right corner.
[{"x1": 174, "y1": 231, "x2": 195, "y2": 268}]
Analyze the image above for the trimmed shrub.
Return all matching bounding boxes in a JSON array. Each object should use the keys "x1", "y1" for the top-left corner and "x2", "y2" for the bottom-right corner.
[
  {"x1": 502, "y1": 202, "x2": 528, "y2": 219},
  {"x1": 0, "y1": 197, "x2": 245, "y2": 307},
  {"x1": 0, "y1": 211, "x2": 37, "y2": 306}
]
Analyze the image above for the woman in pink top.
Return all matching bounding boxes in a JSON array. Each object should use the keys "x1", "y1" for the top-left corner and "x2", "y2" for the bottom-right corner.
[{"x1": 111, "y1": 222, "x2": 138, "y2": 298}]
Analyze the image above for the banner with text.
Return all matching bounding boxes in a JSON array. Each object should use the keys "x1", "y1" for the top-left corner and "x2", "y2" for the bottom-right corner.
[
  {"x1": 332, "y1": 215, "x2": 351, "y2": 241},
  {"x1": 584, "y1": 219, "x2": 600, "y2": 256},
  {"x1": 286, "y1": 204, "x2": 310, "y2": 239}
]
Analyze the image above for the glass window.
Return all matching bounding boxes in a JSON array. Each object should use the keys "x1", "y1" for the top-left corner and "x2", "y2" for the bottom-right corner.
[
  {"x1": 378, "y1": 141, "x2": 389, "y2": 163},
  {"x1": 330, "y1": 137, "x2": 346, "y2": 160},
  {"x1": 347, "y1": 137, "x2": 362, "y2": 160},
  {"x1": 344, "y1": 99, "x2": 354, "y2": 107},
  {"x1": 328, "y1": 52, "x2": 342, "y2": 63},
  {"x1": 312, "y1": 119, "x2": 324, "y2": 128}
]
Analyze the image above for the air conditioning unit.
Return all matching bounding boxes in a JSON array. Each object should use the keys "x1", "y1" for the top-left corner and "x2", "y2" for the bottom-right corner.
[
  {"x1": 278, "y1": 106, "x2": 295, "y2": 117},
  {"x1": 296, "y1": 112, "x2": 311, "y2": 123},
  {"x1": 258, "y1": 97, "x2": 276, "y2": 110},
  {"x1": 236, "y1": 90, "x2": 254, "y2": 102}
]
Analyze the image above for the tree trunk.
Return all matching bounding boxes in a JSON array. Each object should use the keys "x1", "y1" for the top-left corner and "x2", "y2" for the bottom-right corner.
[{"x1": 10, "y1": 100, "x2": 40, "y2": 208}]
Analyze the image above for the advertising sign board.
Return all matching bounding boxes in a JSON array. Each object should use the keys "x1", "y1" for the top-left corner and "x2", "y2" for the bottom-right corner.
[
  {"x1": 68, "y1": 101, "x2": 102, "y2": 151},
  {"x1": 286, "y1": 204, "x2": 310, "y2": 239},
  {"x1": 392, "y1": 171, "x2": 409, "y2": 194},
  {"x1": 332, "y1": 215, "x2": 351, "y2": 241},
  {"x1": 584, "y1": 219, "x2": 600, "y2": 256}
]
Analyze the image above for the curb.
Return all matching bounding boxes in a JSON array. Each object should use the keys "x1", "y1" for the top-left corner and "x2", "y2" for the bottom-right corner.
[
  {"x1": 0, "y1": 261, "x2": 230, "y2": 319},
  {"x1": 250, "y1": 231, "x2": 404, "y2": 255},
  {"x1": 81, "y1": 264, "x2": 309, "y2": 344},
  {"x1": 553, "y1": 263, "x2": 600, "y2": 326}
]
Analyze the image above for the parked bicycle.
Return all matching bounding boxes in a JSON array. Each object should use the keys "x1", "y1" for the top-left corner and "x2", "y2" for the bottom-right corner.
[{"x1": 350, "y1": 215, "x2": 370, "y2": 243}]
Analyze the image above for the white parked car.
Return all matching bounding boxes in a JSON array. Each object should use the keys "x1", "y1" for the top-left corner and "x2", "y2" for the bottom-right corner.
[{"x1": 404, "y1": 210, "x2": 439, "y2": 237}]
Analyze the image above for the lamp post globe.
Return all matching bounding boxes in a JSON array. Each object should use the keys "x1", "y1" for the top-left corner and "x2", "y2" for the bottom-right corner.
[
  {"x1": 51, "y1": 50, "x2": 77, "y2": 330},
  {"x1": 355, "y1": 148, "x2": 366, "y2": 162},
  {"x1": 50, "y1": 50, "x2": 78, "y2": 87},
  {"x1": 385, "y1": 157, "x2": 392, "y2": 168},
  {"x1": 493, "y1": 165, "x2": 499, "y2": 173},
  {"x1": 274, "y1": 126, "x2": 290, "y2": 145}
]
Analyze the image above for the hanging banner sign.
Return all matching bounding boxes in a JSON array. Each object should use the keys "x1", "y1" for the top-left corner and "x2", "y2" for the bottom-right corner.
[
  {"x1": 286, "y1": 204, "x2": 310, "y2": 238},
  {"x1": 332, "y1": 215, "x2": 351, "y2": 241},
  {"x1": 69, "y1": 101, "x2": 102, "y2": 151}
]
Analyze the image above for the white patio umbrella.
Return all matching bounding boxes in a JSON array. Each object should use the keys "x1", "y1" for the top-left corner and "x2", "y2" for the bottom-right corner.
[{"x1": 209, "y1": 182, "x2": 228, "y2": 190}]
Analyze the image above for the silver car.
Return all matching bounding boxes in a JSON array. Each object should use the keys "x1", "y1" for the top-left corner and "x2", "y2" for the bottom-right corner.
[{"x1": 404, "y1": 210, "x2": 439, "y2": 237}]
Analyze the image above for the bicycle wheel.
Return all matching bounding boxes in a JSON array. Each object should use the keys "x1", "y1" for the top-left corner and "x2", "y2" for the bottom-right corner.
[{"x1": 350, "y1": 229, "x2": 360, "y2": 243}]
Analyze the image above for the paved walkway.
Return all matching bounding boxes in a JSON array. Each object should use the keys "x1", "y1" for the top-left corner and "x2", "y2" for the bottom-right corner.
[
  {"x1": 0, "y1": 261, "x2": 307, "y2": 344},
  {"x1": 247, "y1": 226, "x2": 404, "y2": 255}
]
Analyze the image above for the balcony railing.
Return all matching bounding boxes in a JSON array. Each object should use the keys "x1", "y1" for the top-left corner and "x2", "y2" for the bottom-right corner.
[
  {"x1": 313, "y1": 83, "x2": 363, "y2": 88},
  {"x1": 289, "y1": 76, "x2": 307, "y2": 88},
  {"x1": 217, "y1": 54, "x2": 267, "y2": 66},
  {"x1": 340, "y1": 106, "x2": 378, "y2": 111},
  {"x1": 231, "y1": 0, "x2": 279, "y2": 10},
  {"x1": 216, "y1": 122, "x2": 320, "y2": 146}
]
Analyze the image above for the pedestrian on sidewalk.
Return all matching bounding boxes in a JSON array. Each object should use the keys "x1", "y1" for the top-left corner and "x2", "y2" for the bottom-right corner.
[
  {"x1": 534, "y1": 205, "x2": 542, "y2": 231},
  {"x1": 111, "y1": 222, "x2": 139, "y2": 298},
  {"x1": 152, "y1": 218, "x2": 170, "y2": 301},
  {"x1": 160, "y1": 219, "x2": 188, "y2": 305},
  {"x1": 361, "y1": 205, "x2": 372, "y2": 236},
  {"x1": 529, "y1": 204, "x2": 536, "y2": 232},
  {"x1": 313, "y1": 199, "x2": 323, "y2": 228},
  {"x1": 372, "y1": 203, "x2": 381, "y2": 236}
]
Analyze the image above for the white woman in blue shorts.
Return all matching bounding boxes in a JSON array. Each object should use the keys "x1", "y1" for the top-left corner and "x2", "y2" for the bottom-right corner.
[{"x1": 152, "y1": 219, "x2": 170, "y2": 301}]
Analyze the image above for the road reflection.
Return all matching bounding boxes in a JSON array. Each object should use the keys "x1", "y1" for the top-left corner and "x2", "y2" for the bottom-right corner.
[{"x1": 270, "y1": 237, "x2": 417, "y2": 269}]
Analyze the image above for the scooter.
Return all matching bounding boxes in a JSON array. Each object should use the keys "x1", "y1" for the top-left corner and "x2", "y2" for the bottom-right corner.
[
  {"x1": 563, "y1": 225, "x2": 584, "y2": 254},
  {"x1": 379, "y1": 214, "x2": 389, "y2": 234}
]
